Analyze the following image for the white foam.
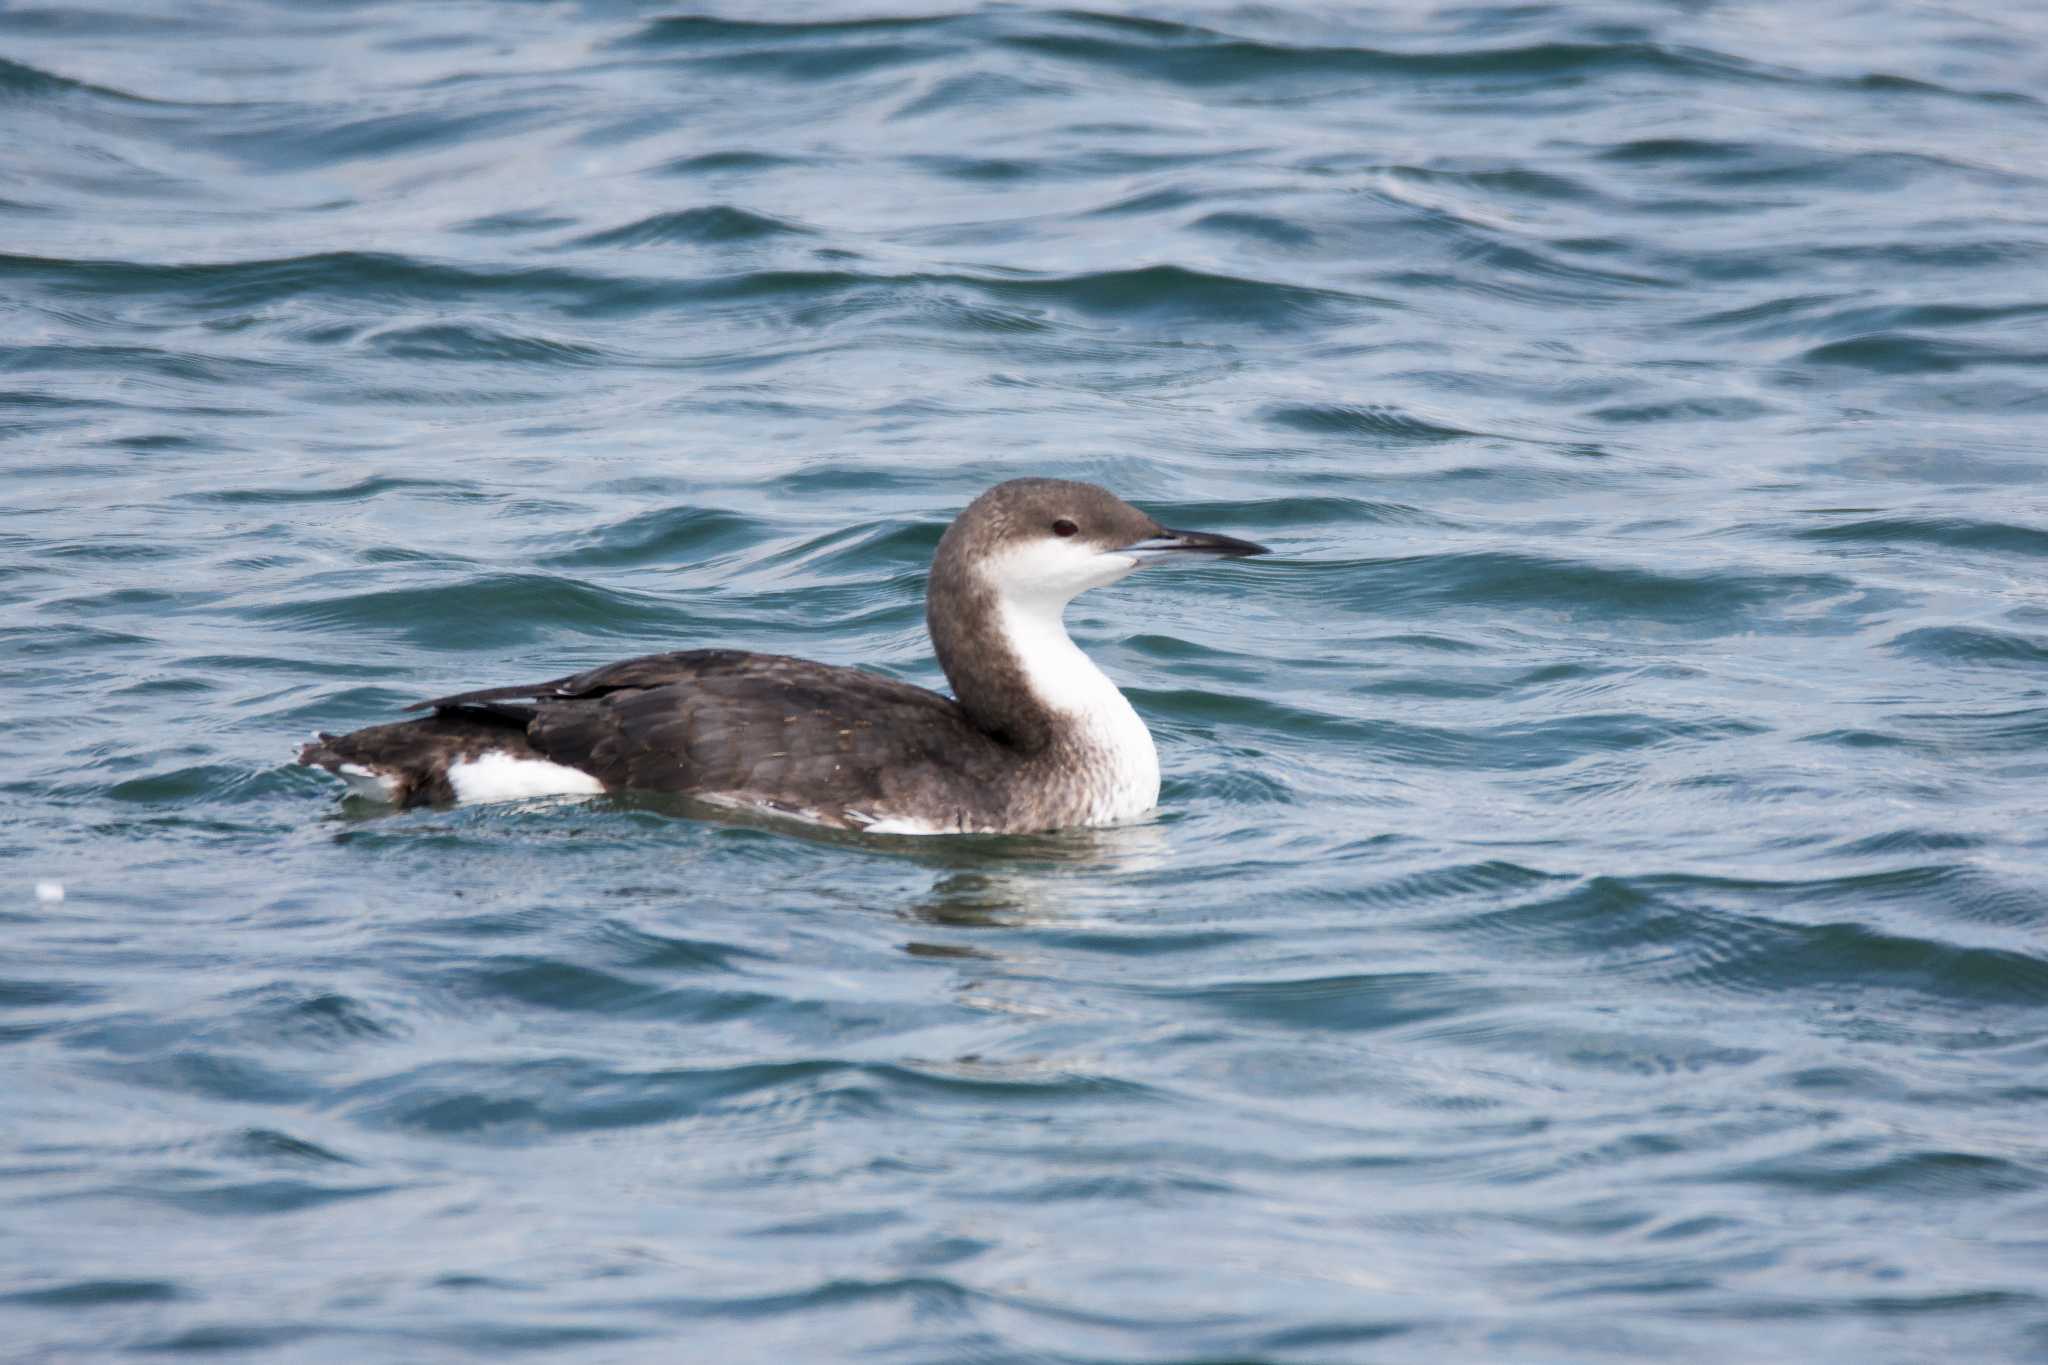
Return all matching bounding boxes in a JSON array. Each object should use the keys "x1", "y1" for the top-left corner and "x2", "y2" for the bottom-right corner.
[
  {"x1": 34, "y1": 881, "x2": 64, "y2": 904},
  {"x1": 446, "y1": 751, "x2": 605, "y2": 804}
]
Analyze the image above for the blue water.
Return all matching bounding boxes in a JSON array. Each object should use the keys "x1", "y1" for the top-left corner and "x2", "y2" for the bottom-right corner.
[{"x1": 6, "y1": 1, "x2": 2048, "y2": 1358}]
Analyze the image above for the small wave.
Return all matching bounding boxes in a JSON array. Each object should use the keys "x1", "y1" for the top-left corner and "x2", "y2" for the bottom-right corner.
[
  {"x1": 1190, "y1": 210, "x2": 1317, "y2": 248},
  {"x1": 997, "y1": 29, "x2": 1757, "y2": 90},
  {"x1": 1, "y1": 623, "x2": 154, "y2": 661},
  {"x1": 0, "y1": 55, "x2": 153, "y2": 104},
  {"x1": 1335, "y1": 551, "x2": 1849, "y2": 630},
  {"x1": 1815, "y1": 300, "x2": 2047, "y2": 340},
  {"x1": 655, "y1": 150, "x2": 813, "y2": 176},
  {"x1": 621, "y1": 14, "x2": 951, "y2": 47},
  {"x1": 180, "y1": 474, "x2": 465, "y2": 505},
  {"x1": 1143, "y1": 969, "x2": 1500, "y2": 1034},
  {"x1": 254, "y1": 574, "x2": 693, "y2": 647},
  {"x1": 0, "y1": 249, "x2": 611, "y2": 312},
  {"x1": 1153, "y1": 687, "x2": 1753, "y2": 769},
  {"x1": 1, "y1": 342, "x2": 298, "y2": 386},
  {"x1": 1888, "y1": 625, "x2": 2048, "y2": 667},
  {"x1": 1344, "y1": 859, "x2": 1565, "y2": 912},
  {"x1": 754, "y1": 518, "x2": 932, "y2": 576},
  {"x1": 111, "y1": 1175, "x2": 403, "y2": 1218},
  {"x1": 450, "y1": 956, "x2": 779, "y2": 1021},
  {"x1": 1728, "y1": 1141, "x2": 2048, "y2": 1198},
  {"x1": 1, "y1": 1279, "x2": 185, "y2": 1307},
  {"x1": 453, "y1": 209, "x2": 577, "y2": 237},
  {"x1": 82, "y1": 1046, "x2": 317, "y2": 1106},
  {"x1": 1673, "y1": 904, "x2": 2048, "y2": 1006},
  {"x1": 1264, "y1": 402, "x2": 1478, "y2": 442},
  {"x1": 1799, "y1": 332, "x2": 2048, "y2": 374},
  {"x1": 1384, "y1": 163, "x2": 1603, "y2": 205},
  {"x1": 132, "y1": 1325, "x2": 322, "y2": 1354},
  {"x1": 1599, "y1": 137, "x2": 1750, "y2": 164},
  {"x1": 340, "y1": 1056, "x2": 834, "y2": 1137},
  {"x1": 574, "y1": 206, "x2": 811, "y2": 248},
  {"x1": 902, "y1": 153, "x2": 1037, "y2": 184},
  {"x1": 0, "y1": 250, "x2": 1355, "y2": 335},
  {"x1": 1153, "y1": 493, "x2": 1445, "y2": 530},
  {"x1": 1803, "y1": 238, "x2": 2042, "y2": 271},
  {"x1": 1586, "y1": 396, "x2": 1776, "y2": 424},
  {"x1": 1632, "y1": 142, "x2": 2024, "y2": 193},
  {"x1": 622, "y1": 19, "x2": 954, "y2": 81},
  {"x1": 1449, "y1": 871, "x2": 2048, "y2": 1006},
  {"x1": 1852, "y1": 70, "x2": 2042, "y2": 108},
  {"x1": 340, "y1": 1054, "x2": 1129, "y2": 1140},
  {"x1": 365, "y1": 322, "x2": 611, "y2": 366},
  {"x1": 584, "y1": 919, "x2": 770, "y2": 973},
  {"x1": 0, "y1": 976, "x2": 103, "y2": 1009},
  {"x1": 1001, "y1": 263, "x2": 1354, "y2": 327},
  {"x1": 40, "y1": 538, "x2": 187, "y2": 561},
  {"x1": 532, "y1": 505, "x2": 766, "y2": 569},
  {"x1": 1086, "y1": 186, "x2": 1201, "y2": 217},
  {"x1": 223, "y1": 1128, "x2": 357, "y2": 1167},
  {"x1": 1378, "y1": 234, "x2": 1674, "y2": 303},
  {"x1": 212, "y1": 106, "x2": 553, "y2": 172},
  {"x1": 1834, "y1": 828, "x2": 1984, "y2": 858},
  {"x1": 912, "y1": 144, "x2": 1256, "y2": 185},
  {"x1": 240, "y1": 987, "x2": 403, "y2": 1047},
  {"x1": 1798, "y1": 516, "x2": 2048, "y2": 558},
  {"x1": 891, "y1": 70, "x2": 1068, "y2": 120},
  {"x1": 1885, "y1": 707, "x2": 2048, "y2": 750}
]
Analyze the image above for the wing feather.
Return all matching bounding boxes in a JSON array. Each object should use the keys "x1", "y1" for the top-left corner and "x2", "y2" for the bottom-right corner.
[{"x1": 409, "y1": 650, "x2": 1010, "y2": 828}]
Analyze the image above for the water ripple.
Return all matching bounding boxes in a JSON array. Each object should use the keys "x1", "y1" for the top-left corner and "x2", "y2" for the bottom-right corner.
[
  {"x1": 8, "y1": 1, "x2": 2048, "y2": 1359},
  {"x1": 574, "y1": 206, "x2": 814, "y2": 248}
]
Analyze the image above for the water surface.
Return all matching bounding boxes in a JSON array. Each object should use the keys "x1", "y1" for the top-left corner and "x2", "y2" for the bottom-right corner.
[{"x1": 5, "y1": 1, "x2": 2048, "y2": 1359}]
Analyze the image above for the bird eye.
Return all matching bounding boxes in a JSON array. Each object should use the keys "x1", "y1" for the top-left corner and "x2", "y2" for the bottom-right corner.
[{"x1": 1052, "y1": 519, "x2": 1078, "y2": 538}]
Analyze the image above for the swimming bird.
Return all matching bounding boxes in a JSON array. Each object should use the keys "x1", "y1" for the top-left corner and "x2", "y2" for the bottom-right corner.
[{"x1": 297, "y1": 478, "x2": 1268, "y2": 834}]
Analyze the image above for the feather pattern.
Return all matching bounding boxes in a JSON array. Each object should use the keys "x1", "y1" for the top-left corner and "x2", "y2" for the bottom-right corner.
[{"x1": 297, "y1": 479, "x2": 1266, "y2": 834}]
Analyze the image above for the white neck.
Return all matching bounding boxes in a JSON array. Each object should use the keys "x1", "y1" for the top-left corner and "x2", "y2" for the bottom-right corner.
[{"x1": 994, "y1": 591, "x2": 1160, "y2": 824}]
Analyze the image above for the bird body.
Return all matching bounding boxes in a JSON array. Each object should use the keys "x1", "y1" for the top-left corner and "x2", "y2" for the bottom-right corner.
[{"x1": 298, "y1": 479, "x2": 1267, "y2": 834}]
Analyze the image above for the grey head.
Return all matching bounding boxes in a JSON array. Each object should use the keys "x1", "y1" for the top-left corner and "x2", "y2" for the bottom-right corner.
[{"x1": 926, "y1": 478, "x2": 1267, "y2": 750}]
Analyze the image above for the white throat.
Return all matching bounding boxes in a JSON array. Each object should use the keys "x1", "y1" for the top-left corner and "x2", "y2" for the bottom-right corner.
[{"x1": 993, "y1": 584, "x2": 1161, "y2": 825}]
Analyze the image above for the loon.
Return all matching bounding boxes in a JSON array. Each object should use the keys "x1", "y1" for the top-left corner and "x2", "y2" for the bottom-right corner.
[{"x1": 297, "y1": 478, "x2": 1268, "y2": 834}]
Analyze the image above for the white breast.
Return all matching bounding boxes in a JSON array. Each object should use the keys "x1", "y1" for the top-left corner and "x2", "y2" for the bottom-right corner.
[{"x1": 994, "y1": 596, "x2": 1160, "y2": 825}]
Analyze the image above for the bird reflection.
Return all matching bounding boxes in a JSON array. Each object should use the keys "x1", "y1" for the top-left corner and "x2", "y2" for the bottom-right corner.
[{"x1": 898, "y1": 821, "x2": 1170, "y2": 949}]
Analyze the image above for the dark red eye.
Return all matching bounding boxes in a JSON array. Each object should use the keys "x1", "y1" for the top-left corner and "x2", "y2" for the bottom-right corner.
[{"x1": 1052, "y1": 519, "x2": 1078, "y2": 538}]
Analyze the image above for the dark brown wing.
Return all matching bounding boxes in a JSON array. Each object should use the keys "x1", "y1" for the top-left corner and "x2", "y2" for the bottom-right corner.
[
  {"x1": 417, "y1": 650, "x2": 1015, "y2": 828},
  {"x1": 405, "y1": 649, "x2": 776, "y2": 713}
]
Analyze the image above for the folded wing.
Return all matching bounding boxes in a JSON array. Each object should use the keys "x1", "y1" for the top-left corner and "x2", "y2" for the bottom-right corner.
[{"x1": 416, "y1": 649, "x2": 1009, "y2": 828}]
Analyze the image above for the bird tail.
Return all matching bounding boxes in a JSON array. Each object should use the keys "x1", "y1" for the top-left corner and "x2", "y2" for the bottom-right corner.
[{"x1": 297, "y1": 712, "x2": 539, "y2": 807}]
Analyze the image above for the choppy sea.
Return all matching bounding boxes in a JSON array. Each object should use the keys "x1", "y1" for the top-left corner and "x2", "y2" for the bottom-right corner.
[{"x1": 5, "y1": 2, "x2": 2048, "y2": 1359}]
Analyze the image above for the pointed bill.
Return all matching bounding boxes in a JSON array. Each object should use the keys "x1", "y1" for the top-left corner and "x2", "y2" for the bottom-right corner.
[{"x1": 1117, "y1": 526, "x2": 1270, "y2": 560}]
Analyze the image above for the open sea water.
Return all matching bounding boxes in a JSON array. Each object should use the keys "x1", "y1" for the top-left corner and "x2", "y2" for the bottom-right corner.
[{"x1": 5, "y1": 1, "x2": 2048, "y2": 1359}]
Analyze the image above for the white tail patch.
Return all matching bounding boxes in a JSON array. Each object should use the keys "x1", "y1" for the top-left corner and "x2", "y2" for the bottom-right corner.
[{"x1": 445, "y1": 751, "x2": 605, "y2": 804}]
